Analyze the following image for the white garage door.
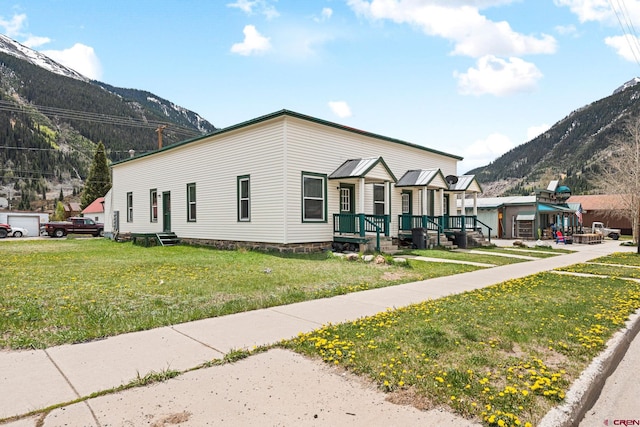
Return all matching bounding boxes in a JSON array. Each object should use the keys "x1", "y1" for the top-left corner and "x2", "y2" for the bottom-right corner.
[{"x1": 7, "y1": 215, "x2": 40, "y2": 237}]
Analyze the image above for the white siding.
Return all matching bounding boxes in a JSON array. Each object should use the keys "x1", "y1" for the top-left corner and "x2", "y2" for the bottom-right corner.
[
  {"x1": 112, "y1": 121, "x2": 286, "y2": 243},
  {"x1": 110, "y1": 113, "x2": 461, "y2": 244},
  {"x1": 282, "y1": 117, "x2": 458, "y2": 243}
]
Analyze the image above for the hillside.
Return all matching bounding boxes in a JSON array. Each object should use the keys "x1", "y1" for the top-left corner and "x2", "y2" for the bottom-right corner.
[
  {"x1": 0, "y1": 34, "x2": 216, "y2": 210},
  {"x1": 467, "y1": 79, "x2": 640, "y2": 196}
]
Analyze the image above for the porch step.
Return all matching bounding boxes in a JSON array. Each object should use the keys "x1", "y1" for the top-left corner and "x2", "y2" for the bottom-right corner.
[{"x1": 156, "y1": 232, "x2": 180, "y2": 246}]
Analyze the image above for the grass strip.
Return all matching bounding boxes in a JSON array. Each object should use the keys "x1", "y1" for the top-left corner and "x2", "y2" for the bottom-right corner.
[
  {"x1": 0, "y1": 239, "x2": 482, "y2": 349},
  {"x1": 281, "y1": 255, "x2": 640, "y2": 427}
]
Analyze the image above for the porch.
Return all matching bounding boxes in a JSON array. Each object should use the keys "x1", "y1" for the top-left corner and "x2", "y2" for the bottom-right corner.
[{"x1": 332, "y1": 213, "x2": 492, "y2": 251}]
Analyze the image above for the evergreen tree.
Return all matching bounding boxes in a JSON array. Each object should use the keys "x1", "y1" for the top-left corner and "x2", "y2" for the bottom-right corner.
[
  {"x1": 59, "y1": 188, "x2": 64, "y2": 202},
  {"x1": 81, "y1": 142, "x2": 111, "y2": 209},
  {"x1": 53, "y1": 201, "x2": 66, "y2": 221}
]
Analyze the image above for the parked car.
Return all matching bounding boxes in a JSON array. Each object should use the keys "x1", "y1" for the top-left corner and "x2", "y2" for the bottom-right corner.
[
  {"x1": 588, "y1": 221, "x2": 621, "y2": 240},
  {"x1": 9, "y1": 226, "x2": 29, "y2": 238},
  {"x1": 44, "y1": 217, "x2": 104, "y2": 238},
  {"x1": 0, "y1": 223, "x2": 11, "y2": 239}
]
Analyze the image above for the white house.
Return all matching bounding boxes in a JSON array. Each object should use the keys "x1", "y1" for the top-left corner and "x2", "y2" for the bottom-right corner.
[
  {"x1": 105, "y1": 110, "x2": 482, "y2": 251},
  {"x1": 81, "y1": 197, "x2": 106, "y2": 224}
]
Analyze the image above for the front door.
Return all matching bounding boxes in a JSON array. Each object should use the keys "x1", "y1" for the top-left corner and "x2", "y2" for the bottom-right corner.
[
  {"x1": 162, "y1": 191, "x2": 171, "y2": 232},
  {"x1": 401, "y1": 190, "x2": 413, "y2": 230},
  {"x1": 340, "y1": 184, "x2": 355, "y2": 233}
]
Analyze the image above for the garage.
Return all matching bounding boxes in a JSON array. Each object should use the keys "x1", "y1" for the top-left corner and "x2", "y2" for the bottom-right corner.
[{"x1": 7, "y1": 215, "x2": 41, "y2": 237}]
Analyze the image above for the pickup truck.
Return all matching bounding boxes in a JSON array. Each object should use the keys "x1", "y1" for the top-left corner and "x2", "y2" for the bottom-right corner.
[
  {"x1": 44, "y1": 217, "x2": 104, "y2": 238},
  {"x1": 0, "y1": 223, "x2": 11, "y2": 239},
  {"x1": 590, "y1": 221, "x2": 621, "y2": 240}
]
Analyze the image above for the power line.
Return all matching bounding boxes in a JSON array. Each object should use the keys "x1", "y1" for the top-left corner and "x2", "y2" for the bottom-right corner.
[
  {"x1": 609, "y1": 0, "x2": 640, "y2": 68},
  {"x1": 0, "y1": 100, "x2": 207, "y2": 138}
]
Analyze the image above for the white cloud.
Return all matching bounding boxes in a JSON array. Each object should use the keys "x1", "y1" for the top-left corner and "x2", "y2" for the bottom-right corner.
[
  {"x1": 328, "y1": 101, "x2": 352, "y2": 118},
  {"x1": 346, "y1": 0, "x2": 556, "y2": 58},
  {"x1": 605, "y1": 35, "x2": 640, "y2": 62},
  {"x1": 553, "y1": 0, "x2": 614, "y2": 23},
  {"x1": 41, "y1": 43, "x2": 103, "y2": 80},
  {"x1": 454, "y1": 55, "x2": 542, "y2": 96},
  {"x1": 322, "y1": 8, "x2": 333, "y2": 19},
  {"x1": 460, "y1": 132, "x2": 514, "y2": 172},
  {"x1": 227, "y1": 0, "x2": 279, "y2": 19},
  {"x1": 0, "y1": 13, "x2": 27, "y2": 37},
  {"x1": 527, "y1": 124, "x2": 550, "y2": 140},
  {"x1": 21, "y1": 36, "x2": 51, "y2": 48},
  {"x1": 231, "y1": 25, "x2": 272, "y2": 56},
  {"x1": 555, "y1": 24, "x2": 578, "y2": 36}
]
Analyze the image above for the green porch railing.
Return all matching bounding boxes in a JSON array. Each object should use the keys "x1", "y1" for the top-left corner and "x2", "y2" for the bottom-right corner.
[
  {"x1": 398, "y1": 215, "x2": 492, "y2": 244},
  {"x1": 333, "y1": 213, "x2": 389, "y2": 236},
  {"x1": 333, "y1": 214, "x2": 389, "y2": 252}
]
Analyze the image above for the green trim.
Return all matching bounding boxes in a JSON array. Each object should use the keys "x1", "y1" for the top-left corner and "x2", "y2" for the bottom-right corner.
[
  {"x1": 401, "y1": 190, "x2": 412, "y2": 215},
  {"x1": 301, "y1": 171, "x2": 328, "y2": 223},
  {"x1": 149, "y1": 188, "x2": 158, "y2": 223},
  {"x1": 373, "y1": 183, "x2": 385, "y2": 215},
  {"x1": 237, "y1": 175, "x2": 251, "y2": 222},
  {"x1": 340, "y1": 183, "x2": 355, "y2": 214},
  {"x1": 113, "y1": 110, "x2": 463, "y2": 167},
  {"x1": 186, "y1": 182, "x2": 196, "y2": 222}
]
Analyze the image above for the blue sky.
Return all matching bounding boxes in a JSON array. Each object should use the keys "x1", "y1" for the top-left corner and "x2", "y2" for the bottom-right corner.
[{"x1": 2, "y1": 0, "x2": 640, "y2": 173}]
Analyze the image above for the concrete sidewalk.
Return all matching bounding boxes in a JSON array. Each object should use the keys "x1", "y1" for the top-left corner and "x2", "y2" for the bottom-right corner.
[{"x1": 0, "y1": 240, "x2": 635, "y2": 426}]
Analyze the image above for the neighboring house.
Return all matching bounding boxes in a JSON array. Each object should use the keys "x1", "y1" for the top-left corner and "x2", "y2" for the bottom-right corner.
[
  {"x1": 0, "y1": 211, "x2": 49, "y2": 236},
  {"x1": 461, "y1": 181, "x2": 583, "y2": 240},
  {"x1": 63, "y1": 202, "x2": 82, "y2": 219},
  {"x1": 567, "y1": 194, "x2": 632, "y2": 235},
  {"x1": 105, "y1": 110, "x2": 483, "y2": 251},
  {"x1": 81, "y1": 197, "x2": 105, "y2": 224}
]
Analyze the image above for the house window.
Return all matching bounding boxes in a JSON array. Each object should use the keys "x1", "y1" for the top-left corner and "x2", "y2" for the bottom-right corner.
[
  {"x1": 187, "y1": 183, "x2": 196, "y2": 222},
  {"x1": 373, "y1": 183, "x2": 385, "y2": 215},
  {"x1": 238, "y1": 175, "x2": 250, "y2": 221},
  {"x1": 150, "y1": 189, "x2": 158, "y2": 222},
  {"x1": 126, "y1": 192, "x2": 133, "y2": 222},
  {"x1": 302, "y1": 172, "x2": 326, "y2": 222}
]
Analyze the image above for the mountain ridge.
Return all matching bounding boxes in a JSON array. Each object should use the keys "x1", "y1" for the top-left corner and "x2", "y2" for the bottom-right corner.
[
  {"x1": 0, "y1": 34, "x2": 216, "y2": 210},
  {"x1": 468, "y1": 78, "x2": 640, "y2": 196}
]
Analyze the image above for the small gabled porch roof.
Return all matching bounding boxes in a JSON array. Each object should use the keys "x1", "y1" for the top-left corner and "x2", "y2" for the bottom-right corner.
[
  {"x1": 328, "y1": 157, "x2": 397, "y2": 183},
  {"x1": 396, "y1": 169, "x2": 448, "y2": 189},
  {"x1": 448, "y1": 174, "x2": 482, "y2": 193}
]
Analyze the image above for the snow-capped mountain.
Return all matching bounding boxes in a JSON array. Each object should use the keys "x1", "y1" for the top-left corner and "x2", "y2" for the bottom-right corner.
[
  {"x1": 613, "y1": 77, "x2": 640, "y2": 95},
  {"x1": 0, "y1": 33, "x2": 88, "y2": 81}
]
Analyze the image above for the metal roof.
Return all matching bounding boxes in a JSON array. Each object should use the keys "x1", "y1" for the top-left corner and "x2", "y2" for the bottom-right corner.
[
  {"x1": 458, "y1": 196, "x2": 536, "y2": 208},
  {"x1": 329, "y1": 158, "x2": 379, "y2": 179},
  {"x1": 396, "y1": 169, "x2": 446, "y2": 188},
  {"x1": 448, "y1": 175, "x2": 482, "y2": 192}
]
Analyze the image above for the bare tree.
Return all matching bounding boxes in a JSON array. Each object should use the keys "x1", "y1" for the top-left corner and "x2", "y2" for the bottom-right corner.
[{"x1": 598, "y1": 117, "x2": 640, "y2": 252}]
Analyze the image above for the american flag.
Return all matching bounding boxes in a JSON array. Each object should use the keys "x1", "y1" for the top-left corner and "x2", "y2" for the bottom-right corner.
[{"x1": 575, "y1": 205, "x2": 583, "y2": 224}]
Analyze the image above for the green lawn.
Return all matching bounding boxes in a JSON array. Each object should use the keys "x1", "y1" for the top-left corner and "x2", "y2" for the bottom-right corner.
[
  {"x1": 282, "y1": 252, "x2": 640, "y2": 427},
  {"x1": 1, "y1": 239, "x2": 486, "y2": 349}
]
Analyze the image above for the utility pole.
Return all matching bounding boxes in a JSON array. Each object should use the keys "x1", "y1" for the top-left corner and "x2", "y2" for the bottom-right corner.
[{"x1": 156, "y1": 125, "x2": 167, "y2": 149}]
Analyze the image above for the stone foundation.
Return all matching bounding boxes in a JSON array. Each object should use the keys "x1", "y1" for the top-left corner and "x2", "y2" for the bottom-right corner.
[{"x1": 180, "y1": 238, "x2": 332, "y2": 253}]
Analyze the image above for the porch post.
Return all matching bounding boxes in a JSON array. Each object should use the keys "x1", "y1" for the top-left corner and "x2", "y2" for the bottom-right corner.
[
  {"x1": 384, "y1": 181, "x2": 390, "y2": 236},
  {"x1": 384, "y1": 181, "x2": 390, "y2": 215},
  {"x1": 358, "y1": 178, "x2": 365, "y2": 213},
  {"x1": 422, "y1": 186, "x2": 429, "y2": 228},
  {"x1": 461, "y1": 191, "x2": 466, "y2": 215},
  {"x1": 473, "y1": 192, "x2": 478, "y2": 215}
]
